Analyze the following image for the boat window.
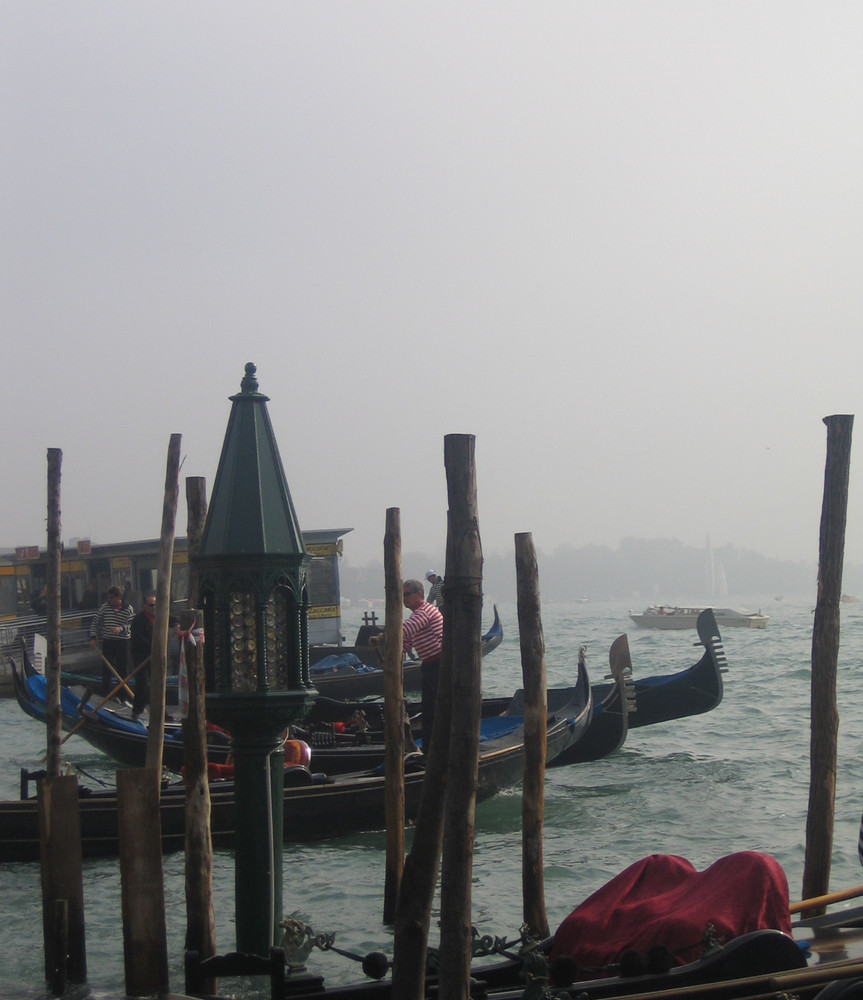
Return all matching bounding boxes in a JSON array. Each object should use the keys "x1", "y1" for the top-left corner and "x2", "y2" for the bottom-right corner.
[
  {"x1": 16, "y1": 574, "x2": 33, "y2": 615},
  {"x1": 171, "y1": 564, "x2": 189, "y2": 607},
  {"x1": 0, "y1": 573, "x2": 16, "y2": 619}
]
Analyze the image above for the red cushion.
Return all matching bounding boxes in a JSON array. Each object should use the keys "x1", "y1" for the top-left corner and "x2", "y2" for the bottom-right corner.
[{"x1": 551, "y1": 852, "x2": 791, "y2": 970}]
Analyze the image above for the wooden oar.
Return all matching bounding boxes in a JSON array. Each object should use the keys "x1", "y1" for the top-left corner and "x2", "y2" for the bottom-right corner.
[
  {"x1": 59, "y1": 656, "x2": 150, "y2": 746},
  {"x1": 590, "y1": 957, "x2": 863, "y2": 1000},
  {"x1": 96, "y1": 649, "x2": 136, "y2": 701},
  {"x1": 790, "y1": 883, "x2": 863, "y2": 914}
]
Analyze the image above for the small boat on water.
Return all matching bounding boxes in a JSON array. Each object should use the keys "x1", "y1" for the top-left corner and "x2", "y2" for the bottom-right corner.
[
  {"x1": 10, "y1": 646, "x2": 233, "y2": 773},
  {"x1": 596, "y1": 607, "x2": 727, "y2": 731},
  {"x1": 13, "y1": 605, "x2": 724, "y2": 784},
  {"x1": 551, "y1": 607, "x2": 727, "y2": 764},
  {"x1": 629, "y1": 605, "x2": 769, "y2": 630},
  {"x1": 308, "y1": 609, "x2": 727, "y2": 771},
  {"x1": 52, "y1": 605, "x2": 505, "y2": 704},
  {"x1": 10, "y1": 638, "x2": 592, "y2": 777},
  {"x1": 0, "y1": 679, "x2": 584, "y2": 862}
]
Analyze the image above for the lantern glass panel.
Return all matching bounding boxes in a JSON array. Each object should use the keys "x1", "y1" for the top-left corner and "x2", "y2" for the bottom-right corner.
[
  {"x1": 229, "y1": 588, "x2": 258, "y2": 691},
  {"x1": 266, "y1": 586, "x2": 290, "y2": 690}
]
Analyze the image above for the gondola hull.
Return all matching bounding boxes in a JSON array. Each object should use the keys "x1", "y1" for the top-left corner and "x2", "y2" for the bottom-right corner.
[
  {"x1": 549, "y1": 633, "x2": 634, "y2": 766},
  {"x1": 275, "y1": 927, "x2": 806, "y2": 1000},
  {"x1": 0, "y1": 687, "x2": 582, "y2": 862},
  {"x1": 10, "y1": 606, "x2": 585, "y2": 778}
]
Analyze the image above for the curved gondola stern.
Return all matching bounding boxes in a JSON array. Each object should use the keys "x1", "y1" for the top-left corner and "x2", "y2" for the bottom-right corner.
[
  {"x1": 609, "y1": 631, "x2": 637, "y2": 731},
  {"x1": 575, "y1": 644, "x2": 592, "y2": 723},
  {"x1": 18, "y1": 637, "x2": 41, "y2": 680},
  {"x1": 696, "y1": 607, "x2": 727, "y2": 705},
  {"x1": 543, "y1": 647, "x2": 594, "y2": 766},
  {"x1": 10, "y1": 656, "x2": 41, "y2": 724},
  {"x1": 563, "y1": 645, "x2": 594, "y2": 756},
  {"x1": 481, "y1": 604, "x2": 503, "y2": 655},
  {"x1": 548, "y1": 637, "x2": 631, "y2": 767}
]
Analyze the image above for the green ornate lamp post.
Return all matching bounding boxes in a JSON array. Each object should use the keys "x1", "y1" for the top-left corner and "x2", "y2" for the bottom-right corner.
[{"x1": 195, "y1": 362, "x2": 316, "y2": 955}]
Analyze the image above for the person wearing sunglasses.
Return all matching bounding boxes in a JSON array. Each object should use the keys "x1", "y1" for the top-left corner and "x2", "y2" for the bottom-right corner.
[{"x1": 130, "y1": 592, "x2": 157, "y2": 721}]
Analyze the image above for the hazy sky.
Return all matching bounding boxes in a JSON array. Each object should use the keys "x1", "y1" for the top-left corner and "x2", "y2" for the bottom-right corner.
[{"x1": 3, "y1": 3, "x2": 861, "y2": 573}]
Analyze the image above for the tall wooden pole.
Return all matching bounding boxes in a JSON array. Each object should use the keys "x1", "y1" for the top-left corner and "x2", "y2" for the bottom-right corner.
[
  {"x1": 39, "y1": 448, "x2": 87, "y2": 990},
  {"x1": 45, "y1": 448, "x2": 63, "y2": 778},
  {"x1": 802, "y1": 414, "x2": 854, "y2": 913},
  {"x1": 392, "y1": 493, "x2": 457, "y2": 999},
  {"x1": 382, "y1": 507, "x2": 405, "y2": 924},
  {"x1": 186, "y1": 476, "x2": 207, "y2": 612},
  {"x1": 515, "y1": 531, "x2": 549, "y2": 938},
  {"x1": 438, "y1": 433, "x2": 483, "y2": 1000},
  {"x1": 120, "y1": 434, "x2": 179, "y2": 996},
  {"x1": 183, "y1": 476, "x2": 216, "y2": 976},
  {"x1": 145, "y1": 433, "x2": 182, "y2": 774}
]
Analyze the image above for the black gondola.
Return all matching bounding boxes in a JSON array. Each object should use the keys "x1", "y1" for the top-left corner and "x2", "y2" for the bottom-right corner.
[
  {"x1": 592, "y1": 607, "x2": 726, "y2": 730},
  {"x1": 0, "y1": 676, "x2": 584, "y2": 862},
  {"x1": 10, "y1": 622, "x2": 590, "y2": 777}
]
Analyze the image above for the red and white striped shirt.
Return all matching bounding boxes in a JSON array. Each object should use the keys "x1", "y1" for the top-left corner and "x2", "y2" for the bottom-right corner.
[{"x1": 402, "y1": 600, "x2": 443, "y2": 662}]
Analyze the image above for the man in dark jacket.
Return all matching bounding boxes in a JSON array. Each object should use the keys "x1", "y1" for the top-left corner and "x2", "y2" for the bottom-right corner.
[{"x1": 130, "y1": 592, "x2": 156, "y2": 720}]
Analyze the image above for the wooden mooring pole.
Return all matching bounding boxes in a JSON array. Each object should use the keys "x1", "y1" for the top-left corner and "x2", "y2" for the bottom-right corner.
[
  {"x1": 438, "y1": 433, "x2": 484, "y2": 1000},
  {"x1": 146, "y1": 432, "x2": 182, "y2": 773},
  {"x1": 39, "y1": 447, "x2": 87, "y2": 991},
  {"x1": 801, "y1": 414, "x2": 854, "y2": 915},
  {"x1": 391, "y1": 461, "x2": 458, "y2": 999},
  {"x1": 183, "y1": 476, "x2": 217, "y2": 988},
  {"x1": 119, "y1": 434, "x2": 180, "y2": 995},
  {"x1": 382, "y1": 507, "x2": 405, "y2": 924},
  {"x1": 44, "y1": 448, "x2": 63, "y2": 779},
  {"x1": 515, "y1": 531, "x2": 550, "y2": 939}
]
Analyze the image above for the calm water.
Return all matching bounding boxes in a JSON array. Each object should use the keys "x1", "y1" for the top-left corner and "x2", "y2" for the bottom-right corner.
[{"x1": 3, "y1": 596, "x2": 863, "y2": 999}]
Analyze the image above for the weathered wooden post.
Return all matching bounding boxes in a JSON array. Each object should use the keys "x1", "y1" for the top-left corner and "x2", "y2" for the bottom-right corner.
[
  {"x1": 392, "y1": 490, "x2": 457, "y2": 999},
  {"x1": 39, "y1": 447, "x2": 87, "y2": 991},
  {"x1": 183, "y1": 476, "x2": 216, "y2": 984},
  {"x1": 515, "y1": 531, "x2": 550, "y2": 938},
  {"x1": 802, "y1": 414, "x2": 854, "y2": 914},
  {"x1": 50, "y1": 899, "x2": 68, "y2": 996},
  {"x1": 44, "y1": 448, "x2": 63, "y2": 778},
  {"x1": 382, "y1": 507, "x2": 405, "y2": 924},
  {"x1": 118, "y1": 434, "x2": 180, "y2": 995},
  {"x1": 437, "y1": 434, "x2": 484, "y2": 1000},
  {"x1": 144, "y1": 433, "x2": 181, "y2": 771}
]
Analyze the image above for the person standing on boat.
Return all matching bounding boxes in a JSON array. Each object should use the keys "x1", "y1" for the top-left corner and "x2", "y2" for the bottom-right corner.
[
  {"x1": 371, "y1": 579, "x2": 443, "y2": 754},
  {"x1": 89, "y1": 585, "x2": 134, "y2": 695},
  {"x1": 130, "y1": 592, "x2": 157, "y2": 720},
  {"x1": 425, "y1": 570, "x2": 444, "y2": 609}
]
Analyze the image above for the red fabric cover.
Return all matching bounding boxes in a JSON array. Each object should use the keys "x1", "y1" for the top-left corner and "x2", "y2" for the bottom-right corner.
[{"x1": 550, "y1": 852, "x2": 791, "y2": 970}]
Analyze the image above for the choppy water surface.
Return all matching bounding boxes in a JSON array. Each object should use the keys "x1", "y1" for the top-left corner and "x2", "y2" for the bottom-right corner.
[{"x1": 2, "y1": 596, "x2": 863, "y2": 998}]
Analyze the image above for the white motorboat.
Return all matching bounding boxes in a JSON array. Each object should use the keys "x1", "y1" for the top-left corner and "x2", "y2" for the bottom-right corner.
[{"x1": 629, "y1": 606, "x2": 769, "y2": 630}]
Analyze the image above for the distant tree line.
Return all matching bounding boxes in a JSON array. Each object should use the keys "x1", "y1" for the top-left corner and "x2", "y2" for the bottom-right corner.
[{"x1": 337, "y1": 537, "x2": 862, "y2": 605}]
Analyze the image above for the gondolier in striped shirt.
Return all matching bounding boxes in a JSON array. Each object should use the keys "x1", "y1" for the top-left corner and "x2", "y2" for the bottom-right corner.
[
  {"x1": 89, "y1": 585, "x2": 135, "y2": 695},
  {"x1": 401, "y1": 579, "x2": 444, "y2": 755},
  {"x1": 371, "y1": 578, "x2": 443, "y2": 754}
]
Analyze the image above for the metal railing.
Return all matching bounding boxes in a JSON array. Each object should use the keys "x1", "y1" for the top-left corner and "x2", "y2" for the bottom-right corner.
[{"x1": 0, "y1": 611, "x2": 95, "y2": 657}]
